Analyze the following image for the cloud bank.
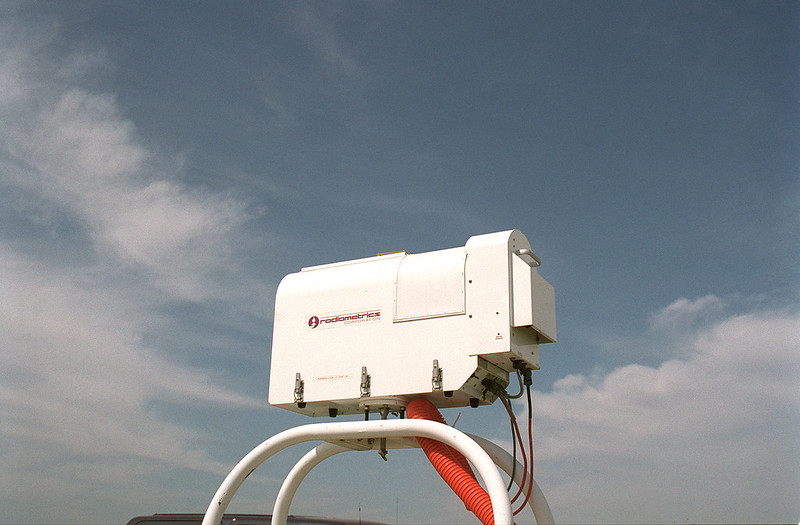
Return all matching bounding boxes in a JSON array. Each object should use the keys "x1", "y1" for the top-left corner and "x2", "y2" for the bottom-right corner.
[{"x1": 532, "y1": 296, "x2": 800, "y2": 523}]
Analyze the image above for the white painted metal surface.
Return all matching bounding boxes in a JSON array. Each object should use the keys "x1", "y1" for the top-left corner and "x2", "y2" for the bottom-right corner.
[
  {"x1": 269, "y1": 229, "x2": 556, "y2": 416},
  {"x1": 272, "y1": 442, "x2": 348, "y2": 525},
  {"x1": 200, "y1": 419, "x2": 514, "y2": 525}
]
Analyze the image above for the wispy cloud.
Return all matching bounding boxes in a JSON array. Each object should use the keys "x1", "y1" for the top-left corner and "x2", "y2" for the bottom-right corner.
[
  {"x1": 4, "y1": 83, "x2": 259, "y2": 301},
  {"x1": 292, "y1": 3, "x2": 365, "y2": 79},
  {"x1": 0, "y1": 248, "x2": 264, "y2": 520},
  {"x1": 531, "y1": 299, "x2": 800, "y2": 523},
  {"x1": 0, "y1": 18, "x2": 269, "y2": 522},
  {"x1": 648, "y1": 293, "x2": 726, "y2": 329}
]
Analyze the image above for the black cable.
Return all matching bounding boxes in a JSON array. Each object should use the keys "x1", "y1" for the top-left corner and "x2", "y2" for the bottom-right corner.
[
  {"x1": 514, "y1": 375, "x2": 535, "y2": 515},
  {"x1": 507, "y1": 396, "x2": 528, "y2": 506},
  {"x1": 505, "y1": 370, "x2": 525, "y2": 399},
  {"x1": 500, "y1": 395, "x2": 517, "y2": 491}
]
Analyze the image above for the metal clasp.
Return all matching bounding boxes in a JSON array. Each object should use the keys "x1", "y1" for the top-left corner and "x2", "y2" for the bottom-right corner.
[
  {"x1": 360, "y1": 366, "x2": 371, "y2": 397},
  {"x1": 294, "y1": 373, "x2": 305, "y2": 407},
  {"x1": 432, "y1": 359, "x2": 443, "y2": 391}
]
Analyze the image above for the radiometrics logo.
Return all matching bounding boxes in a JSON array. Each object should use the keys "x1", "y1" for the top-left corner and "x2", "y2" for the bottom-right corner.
[{"x1": 307, "y1": 309, "x2": 381, "y2": 330}]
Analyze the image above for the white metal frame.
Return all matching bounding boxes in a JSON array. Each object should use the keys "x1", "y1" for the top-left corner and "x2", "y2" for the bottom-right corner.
[
  {"x1": 201, "y1": 419, "x2": 553, "y2": 525},
  {"x1": 272, "y1": 434, "x2": 553, "y2": 525}
]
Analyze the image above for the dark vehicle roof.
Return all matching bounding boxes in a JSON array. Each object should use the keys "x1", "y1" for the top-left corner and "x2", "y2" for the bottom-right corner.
[{"x1": 126, "y1": 514, "x2": 386, "y2": 525}]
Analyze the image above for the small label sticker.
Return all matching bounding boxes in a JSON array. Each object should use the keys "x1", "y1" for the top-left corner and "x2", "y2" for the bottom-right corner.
[{"x1": 313, "y1": 374, "x2": 350, "y2": 381}]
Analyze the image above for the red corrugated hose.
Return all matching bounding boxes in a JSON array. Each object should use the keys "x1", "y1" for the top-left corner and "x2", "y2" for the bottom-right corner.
[{"x1": 406, "y1": 398, "x2": 498, "y2": 525}]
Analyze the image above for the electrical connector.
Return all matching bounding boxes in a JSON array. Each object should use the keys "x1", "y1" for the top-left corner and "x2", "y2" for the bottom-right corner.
[{"x1": 512, "y1": 360, "x2": 533, "y2": 386}]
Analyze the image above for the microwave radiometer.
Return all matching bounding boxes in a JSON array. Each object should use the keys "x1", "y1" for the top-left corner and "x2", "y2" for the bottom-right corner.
[{"x1": 268, "y1": 229, "x2": 556, "y2": 417}]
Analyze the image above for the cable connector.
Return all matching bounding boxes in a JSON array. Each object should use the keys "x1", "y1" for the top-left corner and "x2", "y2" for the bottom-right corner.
[
  {"x1": 512, "y1": 360, "x2": 533, "y2": 386},
  {"x1": 480, "y1": 377, "x2": 507, "y2": 397}
]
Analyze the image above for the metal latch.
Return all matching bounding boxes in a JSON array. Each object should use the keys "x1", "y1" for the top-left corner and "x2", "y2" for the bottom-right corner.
[
  {"x1": 360, "y1": 366, "x2": 371, "y2": 397},
  {"x1": 432, "y1": 359, "x2": 443, "y2": 391},
  {"x1": 294, "y1": 373, "x2": 305, "y2": 407}
]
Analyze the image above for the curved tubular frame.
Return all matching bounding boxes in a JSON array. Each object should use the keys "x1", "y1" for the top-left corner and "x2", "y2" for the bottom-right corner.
[
  {"x1": 272, "y1": 442, "x2": 349, "y2": 525},
  {"x1": 467, "y1": 434, "x2": 554, "y2": 525},
  {"x1": 270, "y1": 435, "x2": 554, "y2": 525},
  {"x1": 200, "y1": 419, "x2": 513, "y2": 525}
]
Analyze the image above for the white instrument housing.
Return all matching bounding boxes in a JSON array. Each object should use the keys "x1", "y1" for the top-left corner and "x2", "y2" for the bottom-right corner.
[{"x1": 269, "y1": 230, "x2": 556, "y2": 417}]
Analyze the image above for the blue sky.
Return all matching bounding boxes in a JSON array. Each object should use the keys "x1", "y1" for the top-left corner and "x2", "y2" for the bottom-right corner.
[{"x1": 1, "y1": 2, "x2": 798, "y2": 524}]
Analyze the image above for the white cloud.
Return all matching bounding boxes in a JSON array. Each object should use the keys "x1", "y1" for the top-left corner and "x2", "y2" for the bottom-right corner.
[
  {"x1": 3, "y1": 84, "x2": 258, "y2": 301},
  {"x1": 22, "y1": 88, "x2": 149, "y2": 182},
  {"x1": 0, "y1": 18, "x2": 266, "y2": 303},
  {"x1": 532, "y1": 301, "x2": 800, "y2": 523},
  {"x1": 0, "y1": 19, "x2": 272, "y2": 523},
  {"x1": 0, "y1": 248, "x2": 267, "y2": 522},
  {"x1": 648, "y1": 294, "x2": 726, "y2": 329},
  {"x1": 0, "y1": 249, "x2": 262, "y2": 462}
]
